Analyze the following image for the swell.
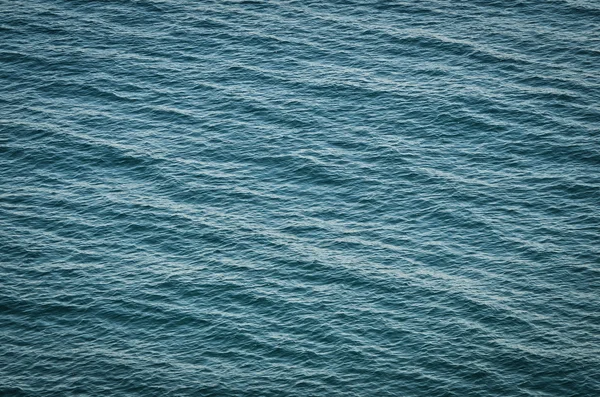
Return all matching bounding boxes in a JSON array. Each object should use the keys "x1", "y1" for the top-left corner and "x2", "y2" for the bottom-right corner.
[{"x1": 1, "y1": 0, "x2": 600, "y2": 396}]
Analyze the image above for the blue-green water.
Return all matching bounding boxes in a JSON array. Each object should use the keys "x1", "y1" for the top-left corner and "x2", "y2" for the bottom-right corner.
[{"x1": 1, "y1": 1, "x2": 599, "y2": 395}]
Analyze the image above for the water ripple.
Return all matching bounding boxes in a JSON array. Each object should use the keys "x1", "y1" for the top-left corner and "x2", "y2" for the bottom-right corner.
[{"x1": 1, "y1": 0, "x2": 599, "y2": 396}]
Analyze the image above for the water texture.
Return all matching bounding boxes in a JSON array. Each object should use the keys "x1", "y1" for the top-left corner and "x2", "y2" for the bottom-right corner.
[{"x1": 1, "y1": 0, "x2": 599, "y2": 395}]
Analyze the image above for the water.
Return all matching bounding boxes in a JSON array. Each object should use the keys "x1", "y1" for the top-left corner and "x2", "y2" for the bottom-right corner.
[{"x1": 1, "y1": 1, "x2": 599, "y2": 395}]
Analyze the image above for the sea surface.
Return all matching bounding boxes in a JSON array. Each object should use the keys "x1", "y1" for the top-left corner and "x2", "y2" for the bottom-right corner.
[{"x1": 1, "y1": 1, "x2": 599, "y2": 396}]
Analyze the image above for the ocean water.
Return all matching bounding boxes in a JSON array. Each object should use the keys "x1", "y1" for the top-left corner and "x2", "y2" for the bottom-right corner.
[{"x1": 1, "y1": 0, "x2": 599, "y2": 395}]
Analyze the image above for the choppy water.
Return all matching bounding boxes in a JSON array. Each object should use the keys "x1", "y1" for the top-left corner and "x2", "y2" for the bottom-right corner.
[{"x1": 1, "y1": 0, "x2": 600, "y2": 395}]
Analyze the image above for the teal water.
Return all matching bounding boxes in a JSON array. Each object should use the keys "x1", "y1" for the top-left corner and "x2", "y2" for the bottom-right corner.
[{"x1": 1, "y1": 1, "x2": 599, "y2": 396}]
